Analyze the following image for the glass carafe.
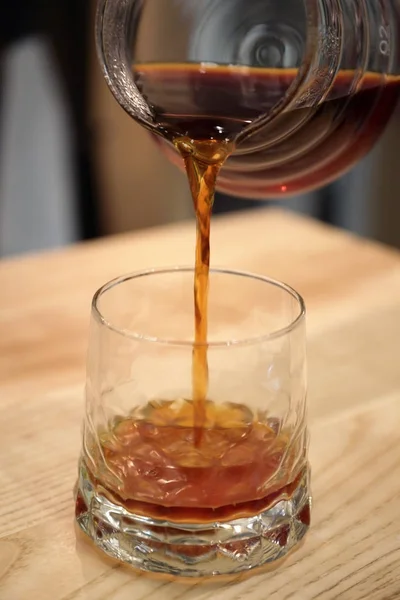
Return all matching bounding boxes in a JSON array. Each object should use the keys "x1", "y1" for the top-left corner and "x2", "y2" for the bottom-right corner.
[{"x1": 96, "y1": 0, "x2": 400, "y2": 198}]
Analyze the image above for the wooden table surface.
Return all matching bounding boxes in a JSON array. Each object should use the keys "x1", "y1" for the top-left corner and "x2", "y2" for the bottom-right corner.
[{"x1": 1, "y1": 208, "x2": 400, "y2": 599}]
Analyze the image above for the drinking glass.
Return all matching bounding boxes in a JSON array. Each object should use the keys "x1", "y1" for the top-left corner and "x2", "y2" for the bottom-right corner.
[{"x1": 75, "y1": 267, "x2": 310, "y2": 577}]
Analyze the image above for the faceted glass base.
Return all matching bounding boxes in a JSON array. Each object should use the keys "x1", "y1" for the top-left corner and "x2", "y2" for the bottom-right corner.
[{"x1": 75, "y1": 461, "x2": 311, "y2": 578}]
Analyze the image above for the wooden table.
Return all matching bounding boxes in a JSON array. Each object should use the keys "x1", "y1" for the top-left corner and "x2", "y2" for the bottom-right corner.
[{"x1": 1, "y1": 208, "x2": 400, "y2": 599}]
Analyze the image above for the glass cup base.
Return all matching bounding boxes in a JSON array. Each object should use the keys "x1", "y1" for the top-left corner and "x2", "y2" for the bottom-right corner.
[{"x1": 75, "y1": 461, "x2": 311, "y2": 578}]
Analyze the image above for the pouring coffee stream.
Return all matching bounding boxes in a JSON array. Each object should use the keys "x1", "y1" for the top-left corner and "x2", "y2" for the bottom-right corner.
[{"x1": 174, "y1": 137, "x2": 234, "y2": 442}]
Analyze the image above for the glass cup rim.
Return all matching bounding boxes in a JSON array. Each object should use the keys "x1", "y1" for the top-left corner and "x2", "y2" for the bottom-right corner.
[{"x1": 92, "y1": 266, "x2": 306, "y2": 347}]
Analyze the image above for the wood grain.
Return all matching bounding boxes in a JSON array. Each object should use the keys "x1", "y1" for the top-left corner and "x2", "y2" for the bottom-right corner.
[{"x1": 1, "y1": 208, "x2": 400, "y2": 599}]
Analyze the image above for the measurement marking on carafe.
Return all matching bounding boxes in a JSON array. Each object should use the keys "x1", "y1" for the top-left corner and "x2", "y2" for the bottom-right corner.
[{"x1": 379, "y1": 25, "x2": 390, "y2": 56}]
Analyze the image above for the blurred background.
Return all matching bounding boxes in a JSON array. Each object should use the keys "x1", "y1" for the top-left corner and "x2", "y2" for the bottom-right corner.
[{"x1": 1, "y1": 0, "x2": 400, "y2": 258}]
